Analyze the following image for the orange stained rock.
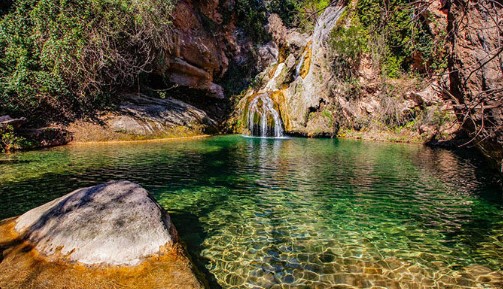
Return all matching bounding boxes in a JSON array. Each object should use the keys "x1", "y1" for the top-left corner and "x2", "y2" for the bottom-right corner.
[
  {"x1": 300, "y1": 42, "x2": 313, "y2": 79},
  {"x1": 270, "y1": 90, "x2": 291, "y2": 131},
  {"x1": 0, "y1": 219, "x2": 205, "y2": 289}
]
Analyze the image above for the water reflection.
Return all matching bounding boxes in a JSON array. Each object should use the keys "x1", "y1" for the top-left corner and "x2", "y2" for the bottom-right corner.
[{"x1": 0, "y1": 136, "x2": 502, "y2": 288}]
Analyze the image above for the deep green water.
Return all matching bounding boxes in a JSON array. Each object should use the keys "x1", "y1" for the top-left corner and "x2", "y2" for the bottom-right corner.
[{"x1": 1, "y1": 135, "x2": 502, "y2": 288}]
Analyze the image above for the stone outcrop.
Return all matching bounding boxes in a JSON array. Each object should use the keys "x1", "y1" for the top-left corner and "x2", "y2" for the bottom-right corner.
[
  {"x1": 15, "y1": 181, "x2": 177, "y2": 266},
  {"x1": 69, "y1": 94, "x2": 217, "y2": 141},
  {"x1": 235, "y1": 6, "x2": 345, "y2": 137},
  {"x1": 447, "y1": 0, "x2": 503, "y2": 170},
  {"x1": 0, "y1": 115, "x2": 26, "y2": 129},
  {"x1": 233, "y1": 2, "x2": 461, "y2": 142},
  {"x1": 282, "y1": 6, "x2": 345, "y2": 136},
  {"x1": 111, "y1": 95, "x2": 217, "y2": 136},
  {"x1": 159, "y1": 0, "x2": 242, "y2": 99},
  {"x1": 0, "y1": 181, "x2": 205, "y2": 288}
]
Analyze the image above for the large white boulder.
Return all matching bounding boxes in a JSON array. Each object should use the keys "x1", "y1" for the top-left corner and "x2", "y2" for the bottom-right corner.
[{"x1": 15, "y1": 180, "x2": 177, "y2": 266}]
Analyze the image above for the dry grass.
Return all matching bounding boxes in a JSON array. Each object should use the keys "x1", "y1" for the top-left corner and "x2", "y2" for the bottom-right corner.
[{"x1": 337, "y1": 128, "x2": 424, "y2": 144}]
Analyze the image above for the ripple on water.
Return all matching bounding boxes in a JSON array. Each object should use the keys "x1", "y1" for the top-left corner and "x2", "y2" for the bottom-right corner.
[{"x1": 0, "y1": 136, "x2": 502, "y2": 288}]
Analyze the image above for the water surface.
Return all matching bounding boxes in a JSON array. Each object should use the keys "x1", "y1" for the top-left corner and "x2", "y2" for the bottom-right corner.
[{"x1": 1, "y1": 136, "x2": 502, "y2": 288}]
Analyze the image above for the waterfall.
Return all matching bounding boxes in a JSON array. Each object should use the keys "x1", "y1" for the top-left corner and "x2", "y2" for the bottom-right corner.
[
  {"x1": 245, "y1": 62, "x2": 286, "y2": 137},
  {"x1": 247, "y1": 94, "x2": 284, "y2": 137},
  {"x1": 241, "y1": 5, "x2": 345, "y2": 138},
  {"x1": 295, "y1": 50, "x2": 307, "y2": 78}
]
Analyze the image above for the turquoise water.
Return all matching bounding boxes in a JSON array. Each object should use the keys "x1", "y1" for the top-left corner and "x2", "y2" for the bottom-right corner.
[{"x1": 1, "y1": 136, "x2": 502, "y2": 288}]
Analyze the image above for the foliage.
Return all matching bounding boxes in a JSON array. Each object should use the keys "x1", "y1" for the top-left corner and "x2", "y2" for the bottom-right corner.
[
  {"x1": 329, "y1": 12, "x2": 368, "y2": 80},
  {"x1": 266, "y1": 0, "x2": 331, "y2": 31},
  {"x1": 0, "y1": 125, "x2": 32, "y2": 152},
  {"x1": 0, "y1": 0, "x2": 174, "y2": 122},
  {"x1": 234, "y1": 0, "x2": 270, "y2": 43},
  {"x1": 329, "y1": 0, "x2": 447, "y2": 79}
]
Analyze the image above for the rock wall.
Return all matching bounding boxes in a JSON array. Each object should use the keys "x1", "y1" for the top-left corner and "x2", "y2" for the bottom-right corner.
[
  {"x1": 283, "y1": 6, "x2": 345, "y2": 136},
  {"x1": 447, "y1": 0, "x2": 503, "y2": 170},
  {"x1": 157, "y1": 0, "x2": 244, "y2": 99},
  {"x1": 233, "y1": 3, "x2": 460, "y2": 141}
]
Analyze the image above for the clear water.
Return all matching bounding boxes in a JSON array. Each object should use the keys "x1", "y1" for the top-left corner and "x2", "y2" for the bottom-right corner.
[{"x1": 0, "y1": 136, "x2": 502, "y2": 288}]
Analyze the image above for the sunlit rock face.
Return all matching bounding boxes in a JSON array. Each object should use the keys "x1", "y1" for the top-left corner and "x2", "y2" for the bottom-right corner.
[
  {"x1": 236, "y1": 6, "x2": 345, "y2": 137},
  {"x1": 68, "y1": 94, "x2": 217, "y2": 142},
  {"x1": 158, "y1": 0, "x2": 243, "y2": 99},
  {"x1": 15, "y1": 181, "x2": 177, "y2": 266}
]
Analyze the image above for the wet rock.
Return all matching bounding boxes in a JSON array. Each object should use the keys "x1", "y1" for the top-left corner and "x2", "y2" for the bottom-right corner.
[
  {"x1": 283, "y1": 6, "x2": 346, "y2": 135},
  {"x1": 15, "y1": 181, "x2": 178, "y2": 266},
  {"x1": 237, "y1": 5, "x2": 345, "y2": 137}
]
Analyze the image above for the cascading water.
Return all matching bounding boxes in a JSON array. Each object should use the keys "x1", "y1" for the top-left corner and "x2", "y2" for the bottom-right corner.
[
  {"x1": 295, "y1": 50, "x2": 307, "y2": 78},
  {"x1": 245, "y1": 62, "x2": 286, "y2": 137},
  {"x1": 242, "y1": 6, "x2": 345, "y2": 138},
  {"x1": 247, "y1": 94, "x2": 284, "y2": 137}
]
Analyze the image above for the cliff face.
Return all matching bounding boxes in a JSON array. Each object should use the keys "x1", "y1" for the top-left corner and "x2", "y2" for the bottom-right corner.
[
  {"x1": 156, "y1": 0, "x2": 247, "y2": 99},
  {"x1": 234, "y1": 6, "x2": 346, "y2": 137},
  {"x1": 447, "y1": 0, "x2": 503, "y2": 170}
]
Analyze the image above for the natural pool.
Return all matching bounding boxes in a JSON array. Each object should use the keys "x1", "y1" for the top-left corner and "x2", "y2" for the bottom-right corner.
[{"x1": 0, "y1": 135, "x2": 502, "y2": 288}]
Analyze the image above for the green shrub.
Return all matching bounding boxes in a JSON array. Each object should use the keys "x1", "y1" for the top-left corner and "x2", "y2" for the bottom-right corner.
[
  {"x1": 330, "y1": 22, "x2": 368, "y2": 63},
  {"x1": 353, "y1": 0, "x2": 446, "y2": 78},
  {"x1": 383, "y1": 55, "x2": 404, "y2": 78},
  {"x1": 266, "y1": 0, "x2": 331, "y2": 31},
  {"x1": 234, "y1": 0, "x2": 270, "y2": 43},
  {"x1": 0, "y1": 125, "x2": 32, "y2": 151},
  {"x1": 0, "y1": 0, "x2": 174, "y2": 122}
]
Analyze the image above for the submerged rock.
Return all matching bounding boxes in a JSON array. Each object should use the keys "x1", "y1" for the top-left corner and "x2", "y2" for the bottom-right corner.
[{"x1": 15, "y1": 180, "x2": 178, "y2": 266}]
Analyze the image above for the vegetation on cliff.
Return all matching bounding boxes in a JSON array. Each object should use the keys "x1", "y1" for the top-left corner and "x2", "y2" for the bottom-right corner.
[
  {"x1": 330, "y1": 0, "x2": 447, "y2": 79},
  {"x1": 0, "y1": 0, "x2": 174, "y2": 122},
  {"x1": 266, "y1": 0, "x2": 331, "y2": 30}
]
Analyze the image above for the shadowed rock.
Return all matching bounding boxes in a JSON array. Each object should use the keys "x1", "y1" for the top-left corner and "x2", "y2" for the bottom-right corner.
[
  {"x1": 113, "y1": 94, "x2": 217, "y2": 135},
  {"x1": 15, "y1": 180, "x2": 178, "y2": 266},
  {"x1": 0, "y1": 115, "x2": 26, "y2": 129},
  {"x1": 68, "y1": 94, "x2": 217, "y2": 141}
]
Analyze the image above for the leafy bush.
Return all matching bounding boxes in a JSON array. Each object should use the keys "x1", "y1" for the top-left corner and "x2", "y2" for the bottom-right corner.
[
  {"x1": 329, "y1": 0, "x2": 447, "y2": 79},
  {"x1": 234, "y1": 0, "x2": 270, "y2": 43},
  {"x1": 266, "y1": 0, "x2": 331, "y2": 31},
  {"x1": 329, "y1": 12, "x2": 368, "y2": 80},
  {"x1": 0, "y1": 0, "x2": 174, "y2": 122},
  {"x1": 0, "y1": 125, "x2": 32, "y2": 151}
]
